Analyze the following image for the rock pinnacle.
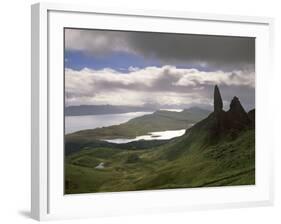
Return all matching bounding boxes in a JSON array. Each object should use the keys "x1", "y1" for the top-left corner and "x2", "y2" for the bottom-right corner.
[{"x1": 214, "y1": 85, "x2": 223, "y2": 113}]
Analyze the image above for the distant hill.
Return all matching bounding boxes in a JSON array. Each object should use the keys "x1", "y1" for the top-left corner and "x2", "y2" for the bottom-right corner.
[
  {"x1": 124, "y1": 107, "x2": 211, "y2": 133},
  {"x1": 65, "y1": 104, "x2": 155, "y2": 116}
]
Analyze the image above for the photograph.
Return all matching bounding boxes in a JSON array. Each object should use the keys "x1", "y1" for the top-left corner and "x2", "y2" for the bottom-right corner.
[{"x1": 64, "y1": 28, "x2": 255, "y2": 194}]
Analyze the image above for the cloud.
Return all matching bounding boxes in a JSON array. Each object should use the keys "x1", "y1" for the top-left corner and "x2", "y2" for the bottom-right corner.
[
  {"x1": 174, "y1": 69, "x2": 255, "y2": 88},
  {"x1": 65, "y1": 65, "x2": 255, "y2": 110},
  {"x1": 65, "y1": 29, "x2": 132, "y2": 55},
  {"x1": 65, "y1": 29, "x2": 255, "y2": 70}
]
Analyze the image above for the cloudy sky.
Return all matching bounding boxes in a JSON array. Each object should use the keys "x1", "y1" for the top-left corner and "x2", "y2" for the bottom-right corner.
[{"x1": 65, "y1": 28, "x2": 255, "y2": 111}]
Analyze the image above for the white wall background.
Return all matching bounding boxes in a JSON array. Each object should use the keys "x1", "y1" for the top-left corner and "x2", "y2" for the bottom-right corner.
[{"x1": 0, "y1": 0, "x2": 280, "y2": 223}]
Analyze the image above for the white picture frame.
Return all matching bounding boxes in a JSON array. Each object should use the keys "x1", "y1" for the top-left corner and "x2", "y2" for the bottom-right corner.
[{"x1": 31, "y1": 2, "x2": 274, "y2": 221}]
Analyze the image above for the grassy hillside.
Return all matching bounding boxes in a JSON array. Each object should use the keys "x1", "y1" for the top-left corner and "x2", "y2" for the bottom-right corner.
[
  {"x1": 64, "y1": 86, "x2": 255, "y2": 194},
  {"x1": 65, "y1": 129, "x2": 255, "y2": 194}
]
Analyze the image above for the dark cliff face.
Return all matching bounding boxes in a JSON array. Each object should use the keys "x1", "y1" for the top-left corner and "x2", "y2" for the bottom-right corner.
[
  {"x1": 187, "y1": 85, "x2": 254, "y2": 144},
  {"x1": 226, "y1": 96, "x2": 251, "y2": 131},
  {"x1": 248, "y1": 109, "x2": 255, "y2": 128}
]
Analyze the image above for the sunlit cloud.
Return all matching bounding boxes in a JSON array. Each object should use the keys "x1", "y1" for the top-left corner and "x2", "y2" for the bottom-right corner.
[{"x1": 65, "y1": 65, "x2": 255, "y2": 110}]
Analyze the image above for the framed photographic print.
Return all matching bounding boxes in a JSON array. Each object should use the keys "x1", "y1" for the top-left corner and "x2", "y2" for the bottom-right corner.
[{"x1": 31, "y1": 2, "x2": 274, "y2": 221}]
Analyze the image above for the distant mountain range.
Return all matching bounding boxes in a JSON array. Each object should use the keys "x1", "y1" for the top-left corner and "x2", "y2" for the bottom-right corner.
[
  {"x1": 65, "y1": 105, "x2": 156, "y2": 116},
  {"x1": 65, "y1": 104, "x2": 212, "y2": 116}
]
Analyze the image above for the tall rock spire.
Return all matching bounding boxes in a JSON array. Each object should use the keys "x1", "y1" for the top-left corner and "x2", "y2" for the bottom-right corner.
[{"x1": 214, "y1": 85, "x2": 223, "y2": 113}]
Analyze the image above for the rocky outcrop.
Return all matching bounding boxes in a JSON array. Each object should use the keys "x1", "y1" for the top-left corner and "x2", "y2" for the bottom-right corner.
[
  {"x1": 214, "y1": 85, "x2": 223, "y2": 113},
  {"x1": 226, "y1": 96, "x2": 251, "y2": 130},
  {"x1": 187, "y1": 85, "x2": 254, "y2": 144},
  {"x1": 229, "y1": 96, "x2": 248, "y2": 116}
]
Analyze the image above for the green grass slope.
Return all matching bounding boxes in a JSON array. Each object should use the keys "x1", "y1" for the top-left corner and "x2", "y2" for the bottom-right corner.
[{"x1": 65, "y1": 129, "x2": 255, "y2": 194}]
